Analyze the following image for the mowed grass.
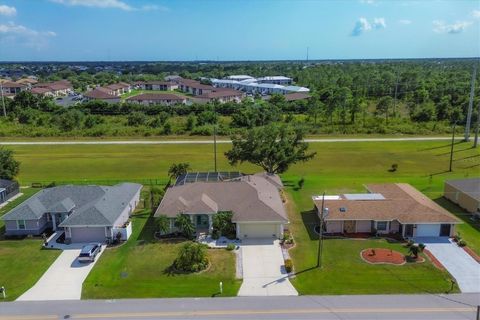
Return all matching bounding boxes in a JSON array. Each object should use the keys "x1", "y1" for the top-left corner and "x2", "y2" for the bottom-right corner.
[
  {"x1": 0, "y1": 240, "x2": 60, "y2": 301},
  {"x1": 0, "y1": 189, "x2": 61, "y2": 302},
  {"x1": 82, "y1": 210, "x2": 241, "y2": 299}
]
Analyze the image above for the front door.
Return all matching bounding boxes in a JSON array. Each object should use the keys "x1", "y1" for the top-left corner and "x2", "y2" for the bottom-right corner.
[
  {"x1": 404, "y1": 224, "x2": 414, "y2": 237},
  {"x1": 440, "y1": 224, "x2": 451, "y2": 237},
  {"x1": 344, "y1": 220, "x2": 356, "y2": 233}
]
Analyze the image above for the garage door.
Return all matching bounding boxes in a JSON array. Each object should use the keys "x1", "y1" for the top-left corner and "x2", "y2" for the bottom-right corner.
[
  {"x1": 416, "y1": 224, "x2": 441, "y2": 237},
  {"x1": 238, "y1": 223, "x2": 280, "y2": 239},
  {"x1": 70, "y1": 227, "x2": 106, "y2": 243}
]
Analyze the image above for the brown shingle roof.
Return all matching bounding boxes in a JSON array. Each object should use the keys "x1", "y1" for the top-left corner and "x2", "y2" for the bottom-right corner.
[
  {"x1": 84, "y1": 88, "x2": 118, "y2": 100},
  {"x1": 126, "y1": 93, "x2": 185, "y2": 101},
  {"x1": 2, "y1": 81, "x2": 26, "y2": 88},
  {"x1": 155, "y1": 174, "x2": 288, "y2": 223},
  {"x1": 284, "y1": 92, "x2": 311, "y2": 101},
  {"x1": 314, "y1": 183, "x2": 460, "y2": 224},
  {"x1": 31, "y1": 87, "x2": 53, "y2": 95}
]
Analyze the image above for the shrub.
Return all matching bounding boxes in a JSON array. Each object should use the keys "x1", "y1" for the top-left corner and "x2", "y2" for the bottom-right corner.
[
  {"x1": 458, "y1": 239, "x2": 467, "y2": 247},
  {"x1": 127, "y1": 112, "x2": 147, "y2": 126},
  {"x1": 389, "y1": 163, "x2": 398, "y2": 172},
  {"x1": 174, "y1": 214, "x2": 195, "y2": 239},
  {"x1": 212, "y1": 211, "x2": 236, "y2": 239},
  {"x1": 211, "y1": 229, "x2": 220, "y2": 240},
  {"x1": 284, "y1": 259, "x2": 293, "y2": 273},
  {"x1": 298, "y1": 177, "x2": 305, "y2": 189},
  {"x1": 173, "y1": 242, "x2": 208, "y2": 273},
  {"x1": 226, "y1": 243, "x2": 236, "y2": 251},
  {"x1": 418, "y1": 243, "x2": 426, "y2": 252}
]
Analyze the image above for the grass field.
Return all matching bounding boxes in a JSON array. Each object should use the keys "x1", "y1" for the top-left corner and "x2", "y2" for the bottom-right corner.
[{"x1": 82, "y1": 210, "x2": 241, "y2": 299}]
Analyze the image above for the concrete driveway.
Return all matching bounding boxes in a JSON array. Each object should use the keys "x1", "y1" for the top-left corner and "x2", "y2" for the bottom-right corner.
[
  {"x1": 238, "y1": 239, "x2": 298, "y2": 296},
  {"x1": 17, "y1": 245, "x2": 105, "y2": 301},
  {"x1": 417, "y1": 237, "x2": 480, "y2": 293}
]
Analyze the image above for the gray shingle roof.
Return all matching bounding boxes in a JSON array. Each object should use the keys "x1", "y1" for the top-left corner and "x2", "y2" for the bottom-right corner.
[
  {"x1": 446, "y1": 178, "x2": 480, "y2": 201},
  {"x1": 155, "y1": 174, "x2": 287, "y2": 223},
  {"x1": 2, "y1": 183, "x2": 142, "y2": 227}
]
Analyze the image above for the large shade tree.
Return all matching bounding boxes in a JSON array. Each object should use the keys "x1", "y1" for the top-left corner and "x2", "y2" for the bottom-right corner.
[
  {"x1": 0, "y1": 147, "x2": 20, "y2": 180},
  {"x1": 225, "y1": 124, "x2": 316, "y2": 174}
]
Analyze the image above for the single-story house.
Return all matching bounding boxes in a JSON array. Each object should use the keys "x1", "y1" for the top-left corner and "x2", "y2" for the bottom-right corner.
[
  {"x1": 0, "y1": 179, "x2": 20, "y2": 204},
  {"x1": 444, "y1": 178, "x2": 480, "y2": 215},
  {"x1": 103, "y1": 82, "x2": 131, "y2": 96},
  {"x1": 313, "y1": 183, "x2": 460, "y2": 239},
  {"x1": 1, "y1": 183, "x2": 142, "y2": 243},
  {"x1": 84, "y1": 88, "x2": 121, "y2": 103},
  {"x1": 34, "y1": 80, "x2": 73, "y2": 97},
  {"x1": 155, "y1": 172, "x2": 288, "y2": 239},
  {"x1": 126, "y1": 93, "x2": 186, "y2": 106},
  {"x1": 1, "y1": 81, "x2": 29, "y2": 95}
]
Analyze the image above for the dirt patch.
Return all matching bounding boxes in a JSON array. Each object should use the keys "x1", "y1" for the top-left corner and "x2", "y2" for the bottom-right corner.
[
  {"x1": 462, "y1": 246, "x2": 480, "y2": 263},
  {"x1": 424, "y1": 249, "x2": 445, "y2": 270},
  {"x1": 361, "y1": 248, "x2": 406, "y2": 265}
]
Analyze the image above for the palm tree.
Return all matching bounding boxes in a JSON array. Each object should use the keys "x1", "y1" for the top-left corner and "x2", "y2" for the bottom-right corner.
[
  {"x1": 175, "y1": 214, "x2": 195, "y2": 239},
  {"x1": 167, "y1": 162, "x2": 190, "y2": 182},
  {"x1": 156, "y1": 215, "x2": 170, "y2": 236}
]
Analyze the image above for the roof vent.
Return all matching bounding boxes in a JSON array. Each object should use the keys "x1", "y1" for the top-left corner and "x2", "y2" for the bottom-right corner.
[{"x1": 340, "y1": 207, "x2": 347, "y2": 213}]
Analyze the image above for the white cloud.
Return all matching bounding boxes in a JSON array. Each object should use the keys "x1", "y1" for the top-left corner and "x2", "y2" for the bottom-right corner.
[
  {"x1": 351, "y1": 17, "x2": 386, "y2": 36},
  {"x1": 472, "y1": 10, "x2": 480, "y2": 19},
  {"x1": 359, "y1": 0, "x2": 376, "y2": 4},
  {"x1": 0, "y1": 22, "x2": 56, "y2": 49},
  {"x1": 50, "y1": 0, "x2": 168, "y2": 11},
  {"x1": 0, "y1": 4, "x2": 16, "y2": 16},
  {"x1": 433, "y1": 20, "x2": 472, "y2": 34},
  {"x1": 399, "y1": 19, "x2": 412, "y2": 25}
]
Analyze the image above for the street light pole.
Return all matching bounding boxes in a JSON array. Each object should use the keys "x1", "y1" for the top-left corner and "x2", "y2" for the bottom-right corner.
[
  {"x1": 449, "y1": 123, "x2": 456, "y2": 172},
  {"x1": 317, "y1": 192, "x2": 325, "y2": 268}
]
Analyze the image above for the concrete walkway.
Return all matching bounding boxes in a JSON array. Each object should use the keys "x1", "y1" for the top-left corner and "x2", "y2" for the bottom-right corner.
[
  {"x1": 17, "y1": 244, "x2": 105, "y2": 301},
  {"x1": 238, "y1": 239, "x2": 298, "y2": 296},
  {"x1": 417, "y1": 237, "x2": 480, "y2": 293}
]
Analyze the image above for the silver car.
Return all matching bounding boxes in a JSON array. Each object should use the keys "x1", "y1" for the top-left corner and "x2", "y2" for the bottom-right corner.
[{"x1": 78, "y1": 243, "x2": 102, "y2": 263}]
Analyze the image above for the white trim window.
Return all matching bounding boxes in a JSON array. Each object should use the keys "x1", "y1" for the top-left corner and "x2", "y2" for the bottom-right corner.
[
  {"x1": 376, "y1": 221, "x2": 388, "y2": 232},
  {"x1": 17, "y1": 220, "x2": 26, "y2": 230}
]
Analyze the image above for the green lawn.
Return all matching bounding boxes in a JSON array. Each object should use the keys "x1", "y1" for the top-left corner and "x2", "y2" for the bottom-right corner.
[
  {"x1": 0, "y1": 240, "x2": 60, "y2": 301},
  {"x1": 82, "y1": 210, "x2": 241, "y2": 299}
]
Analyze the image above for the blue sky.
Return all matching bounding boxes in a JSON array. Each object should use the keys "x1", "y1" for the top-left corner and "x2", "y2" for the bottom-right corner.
[{"x1": 0, "y1": 0, "x2": 479, "y2": 61}]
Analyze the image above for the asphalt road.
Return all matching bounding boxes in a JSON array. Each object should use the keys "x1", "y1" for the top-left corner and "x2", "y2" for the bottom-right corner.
[
  {"x1": 0, "y1": 136, "x2": 464, "y2": 145},
  {"x1": 0, "y1": 294, "x2": 479, "y2": 320}
]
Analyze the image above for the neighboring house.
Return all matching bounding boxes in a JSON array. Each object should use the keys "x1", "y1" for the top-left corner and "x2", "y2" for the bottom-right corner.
[
  {"x1": 83, "y1": 88, "x2": 121, "y2": 103},
  {"x1": 137, "y1": 81, "x2": 179, "y2": 91},
  {"x1": 1, "y1": 81, "x2": 29, "y2": 95},
  {"x1": 0, "y1": 179, "x2": 20, "y2": 204},
  {"x1": 30, "y1": 87, "x2": 55, "y2": 97},
  {"x1": 103, "y1": 82, "x2": 131, "y2": 96},
  {"x1": 1, "y1": 183, "x2": 142, "y2": 243},
  {"x1": 210, "y1": 75, "x2": 309, "y2": 96},
  {"x1": 313, "y1": 183, "x2": 460, "y2": 238},
  {"x1": 164, "y1": 75, "x2": 183, "y2": 83},
  {"x1": 178, "y1": 79, "x2": 216, "y2": 96},
  {"x1": 126, "y1": 93, "x2": 186, "y2": 106},
  {"x1": 34, "y1": 80, "x2": 73, "y2": 97},
  {"x1": 192, "y1": 88, "x2": 245, "y2": 104},
  {"x1": 155, "y1": 172, "x2": 288, "y2": 239},
  {"x1": 257, "y1": 76, "x2": 293, "y2": 85},
  {"x1": 444, "y1": 178, "x2": 480, "y2": 215}
]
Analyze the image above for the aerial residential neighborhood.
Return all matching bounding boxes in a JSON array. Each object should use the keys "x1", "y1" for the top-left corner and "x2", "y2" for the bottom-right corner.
[{"x1": 0, "y1": 0, "x2": 479, "y2": 320}]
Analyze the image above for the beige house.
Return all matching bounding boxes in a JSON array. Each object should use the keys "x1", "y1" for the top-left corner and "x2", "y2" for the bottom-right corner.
[
  {"x1": 34, "y1": 80, "x2": 73, "y2": 97},
  {"x1": 126, "y1": 93, "x2": 186, "y2": 106},
  {"x1": 313, "y1": 183, "x2": 460, "y2": 239},
  {"x1": 155, "y1": 172, "x2": 288, "y2": 239},
  {"x1": 444, "y1": 178, "x2": 480, "y2": 215},
  {"x1": 84, "y1": 88, "x2": 120, "y2": 103}
]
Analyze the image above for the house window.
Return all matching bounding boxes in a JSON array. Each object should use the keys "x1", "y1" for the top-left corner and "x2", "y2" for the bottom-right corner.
[
  {"x1": 18, "y1": 220, "x2": 26, "y2": 230},
  {"x1": 376, "y1": 221, "x2": 388, "y2": 231}
]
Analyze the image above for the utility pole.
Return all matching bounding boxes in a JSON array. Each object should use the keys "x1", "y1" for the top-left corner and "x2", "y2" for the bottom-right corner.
[
  {"x1": 0, "y1": 83, "x2": 6, "y2": 117},
  {"x1": 317, "y1": 192, "x2": 325, "y2": 268},
  {"x1": 464, "y1": 63, "x2": 477, "y2": 142},
  {"x1": 213, "y1": 102, "x2": 218, "y2": 173},
  {"x1": 306, "y1": 47, "x2": 309, "y2": 63},
  {"x1": 474, "y1": 101, "x2": 480, "y2": 148},
  {"x1": 449, "y1": 123, "x2": 456, "y2": 172}
]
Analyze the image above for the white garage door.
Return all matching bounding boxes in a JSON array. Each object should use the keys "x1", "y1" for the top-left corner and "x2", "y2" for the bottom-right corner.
[
  {"x1": 416, "y1": 224, "x2": 441, "y2": 237},
  {"x1": 238, "y1": 223, "x2": 280, "y2": 239},
  {"x1": 70, "y1": 227, "x2": 106, "y2": 243}
]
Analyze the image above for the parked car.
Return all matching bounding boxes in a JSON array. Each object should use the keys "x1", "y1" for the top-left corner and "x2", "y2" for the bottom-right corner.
[{"x1": 78, "y1": 243, "x2": 102, "y2": 263}]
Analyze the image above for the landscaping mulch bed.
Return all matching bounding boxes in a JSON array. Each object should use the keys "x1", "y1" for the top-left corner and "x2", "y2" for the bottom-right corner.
[
  {"x1": 361, "y1": 248, "x2": 406, "y2": 265},
  {"x1": 423, "y1": 249, "x2": 445, "y2": 270},
  {"x1": 462, "y1": 246, "x2": 480, "y2": 263}
]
